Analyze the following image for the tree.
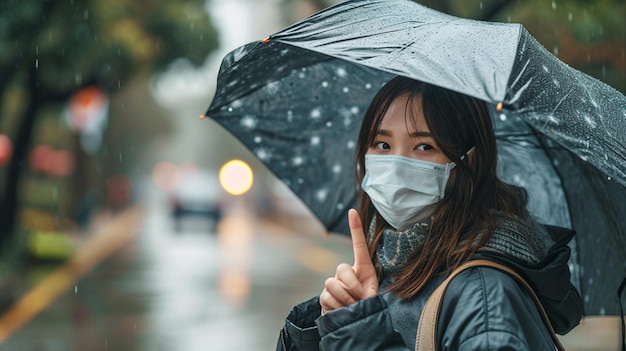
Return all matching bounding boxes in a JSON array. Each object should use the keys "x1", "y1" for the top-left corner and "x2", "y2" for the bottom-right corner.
[{"x1": 0, "y1": 0, "x2": 219, "y2": 244}]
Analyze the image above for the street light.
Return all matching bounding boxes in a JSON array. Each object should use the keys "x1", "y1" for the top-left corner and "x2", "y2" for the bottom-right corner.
[{"x1": 218, "y1": 159, "x2": 253, "y2": 196}]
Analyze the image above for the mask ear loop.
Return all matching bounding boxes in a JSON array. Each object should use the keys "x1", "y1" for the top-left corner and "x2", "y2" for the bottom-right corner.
[
  {"x1": 441, "y1": 163, "x2": 455, "y2": 198},
  {"x1": 441, "y1": 146, "x2": 475, "y2": 198},
  {"x1": 461, "y1": 146, "x2": 475, "y2": 161}
]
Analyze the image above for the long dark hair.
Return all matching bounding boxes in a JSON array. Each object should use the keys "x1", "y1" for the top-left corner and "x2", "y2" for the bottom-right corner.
[{"x1": 356, "y1": 76, "x2": 528, "y2": 298}]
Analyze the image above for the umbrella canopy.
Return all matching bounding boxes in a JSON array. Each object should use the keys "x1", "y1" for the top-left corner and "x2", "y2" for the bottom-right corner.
[{"x1": 205, "y1": 0, "x2": 626, "y2": 316}]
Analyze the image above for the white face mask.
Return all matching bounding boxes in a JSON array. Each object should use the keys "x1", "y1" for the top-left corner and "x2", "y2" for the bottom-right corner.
[{"x1": 361, "y1": 154, "x2": 457, "y2": 230}]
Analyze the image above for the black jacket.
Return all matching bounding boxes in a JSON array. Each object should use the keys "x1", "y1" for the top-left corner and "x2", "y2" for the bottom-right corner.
[{"x1": 276, "y1": 226, "x2": 582, "y2": 351}]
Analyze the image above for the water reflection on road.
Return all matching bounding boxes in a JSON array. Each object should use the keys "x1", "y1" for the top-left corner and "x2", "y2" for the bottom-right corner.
[
  {"x1": 137, "y1": 178, "x2": 352, "y2": 350},
  {"x1": 0, "y1": 175, "x2": 352, "y2": 350}
]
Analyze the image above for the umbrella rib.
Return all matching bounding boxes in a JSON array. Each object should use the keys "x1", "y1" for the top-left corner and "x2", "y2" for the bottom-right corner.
[
  {"x1": 525, "y1": 127, "x2": 575, "y2": 228},
  {"x1": 550, "y1": 88, "x2": 574, "y2": 115},
  {"x1": 497, "y1": 133, "x2": 543, "y2": 148},
  {"x1": 542, "y1": 88, "x2": 574, "y2": 129},
  {"x1": 506, "y1": 57, "x2": 530, "y2": 98},
  {"x1": 593, "y1": 136, "x2": 626, "y2": 186},
  {"x1": 596, "y1": 137, "x2": 626, "y2": 162}
]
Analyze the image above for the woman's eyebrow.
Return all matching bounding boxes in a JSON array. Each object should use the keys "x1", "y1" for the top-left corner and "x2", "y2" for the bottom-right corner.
[
  {"x1": 376, "y1": 129, "x2": 432, "y2": 137},
  {"x1": 410, "y1": 131, "x2": 432, "y2": 138}
]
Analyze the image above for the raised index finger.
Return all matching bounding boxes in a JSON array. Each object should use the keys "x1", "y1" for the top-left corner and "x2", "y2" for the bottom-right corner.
[{"x1": 348, "y1": 209, "x2": 370, "y2": 269}]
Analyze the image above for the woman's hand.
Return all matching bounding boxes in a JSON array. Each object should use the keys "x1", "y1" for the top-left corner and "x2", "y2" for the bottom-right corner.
[{"x1": 320, "y1": 209, "x2": 379, "y2": 314}]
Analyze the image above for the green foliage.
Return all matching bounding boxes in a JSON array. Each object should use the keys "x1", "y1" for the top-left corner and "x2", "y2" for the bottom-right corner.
[
  {"x1": 0, "y1": 0, "x2": 220, "y2": 237},
  {"x1": 0, "y1": 0, "x2": 219, "y2": 94}
]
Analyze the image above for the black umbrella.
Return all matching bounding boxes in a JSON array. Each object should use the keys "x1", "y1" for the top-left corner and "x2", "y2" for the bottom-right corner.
[{"x1": 204, "y1": 0, "x2": 626, "y2": 316}]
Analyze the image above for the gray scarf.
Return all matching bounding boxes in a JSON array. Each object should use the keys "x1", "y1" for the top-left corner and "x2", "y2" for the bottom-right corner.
[{"x1": 375, "y1": 212, "x2": 553, "y2": 279}]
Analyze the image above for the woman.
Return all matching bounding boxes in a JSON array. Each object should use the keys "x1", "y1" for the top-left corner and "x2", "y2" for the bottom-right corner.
[{"x1": 277, "y1": 76, "x2": 582, "y2": 350}]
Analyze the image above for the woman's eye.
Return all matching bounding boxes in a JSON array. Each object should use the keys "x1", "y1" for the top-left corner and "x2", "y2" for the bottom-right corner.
[
  {"x1": 415, "y1": 144, "x2": 433, "y2": 151},
  {"x1": 374, "y1": 141, "x2": 390, "y2": 150}
]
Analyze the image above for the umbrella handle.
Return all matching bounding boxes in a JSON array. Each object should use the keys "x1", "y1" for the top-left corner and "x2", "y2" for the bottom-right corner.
[{"x1": 618, "y1": 276, "x2": 626, "y2": 351}]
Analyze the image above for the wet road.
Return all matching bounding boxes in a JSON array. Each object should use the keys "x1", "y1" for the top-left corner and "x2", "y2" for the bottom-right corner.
[
  {"x1": 0, "y1": 179, "x2": 621, "y2": 350},
  {"x1": 0, "y1": 178, "x2": 353, "y2": 350}
]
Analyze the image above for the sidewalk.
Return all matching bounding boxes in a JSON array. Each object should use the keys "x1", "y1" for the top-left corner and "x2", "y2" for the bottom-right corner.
[{"x1": 0, "y1": 206, "x2": 144, "y2": 344}]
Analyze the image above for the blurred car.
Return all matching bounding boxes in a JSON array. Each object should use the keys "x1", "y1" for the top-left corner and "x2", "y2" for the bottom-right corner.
[{"x1": 168, "y1": 169, "x2": 224, "y2": 231}]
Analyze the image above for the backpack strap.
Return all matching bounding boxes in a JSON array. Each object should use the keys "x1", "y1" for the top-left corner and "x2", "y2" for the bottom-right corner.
[{"x1": 415, "y1": 259, "x2": 566, "y2": 351}]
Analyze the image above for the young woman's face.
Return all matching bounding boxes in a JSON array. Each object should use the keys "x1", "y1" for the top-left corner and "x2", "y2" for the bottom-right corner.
[{"x1": 366, "y1": 94, "x2": 451, "y2": 165}]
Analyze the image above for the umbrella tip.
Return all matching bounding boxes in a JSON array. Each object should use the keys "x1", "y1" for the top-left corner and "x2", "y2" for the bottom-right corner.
[
  {"x1": 262, "y1": 37, "x2": 270, "y2": 44},
  {"x1": 198, "y1": 114, "x2": 207, "y2": 120},
  {"x1": 496, "y1": 102, "x2": 504, "y2": 112}
]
